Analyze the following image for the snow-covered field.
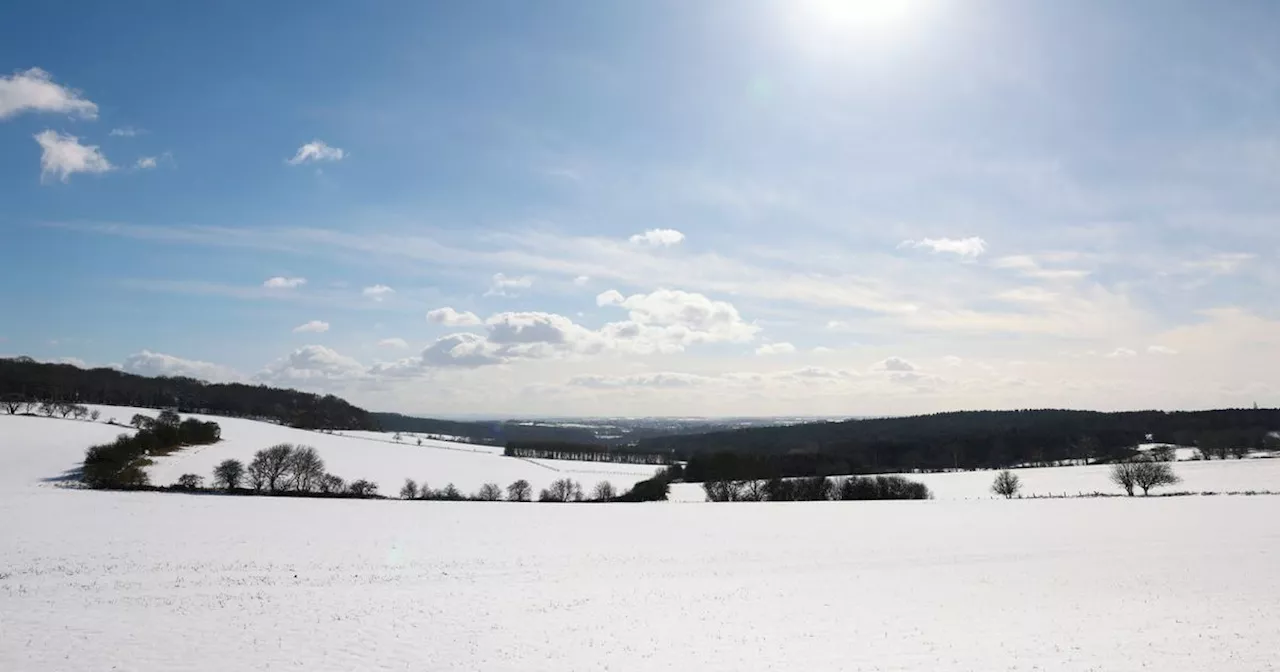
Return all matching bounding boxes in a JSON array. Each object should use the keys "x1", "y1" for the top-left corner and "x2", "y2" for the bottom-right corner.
[
  {"x1": 4, "y1": 410, "x2": 1280, "y2": 671},
  {"x1": 63, "y1": 405, "x2": 662, "y2": 496}
]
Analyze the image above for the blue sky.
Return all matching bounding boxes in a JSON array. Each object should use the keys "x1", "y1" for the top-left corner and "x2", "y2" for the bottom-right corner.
[{"x1": 2, "y1": 0, "x2": 1279, "y2": 417}]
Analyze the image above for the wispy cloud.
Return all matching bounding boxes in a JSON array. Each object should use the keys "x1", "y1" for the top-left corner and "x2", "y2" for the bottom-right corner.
[
  {"x1": 109, "y1": 126, "x2": 143, "y2": 137},
  {"x1": 292, "y1": 320, "x2": 330, "y2": 333},
  {"x1": 484, "y1": 273, "x2": 533, "y2": 297},
  {"x1": 263, "y1": 276, "x2": 306, "y2": 289},
  {"x1": 0, "y1": 67, "x2": 97, "y2": 119},
  {"x1": 287, "y1": 140, "x2": 345, "y2": 166},
  {"x1": 34, "y1": 130, "x2": 112, "y2": 182},
  {"x1": 362, "y1": 284, "x2": 394, "y2": 301},
  {"x1": 628, "y1": 228, "x2": 685, "y2": 247},
  {"x1": 900, "y1": 236, "x2": 987, "y2": 258}
]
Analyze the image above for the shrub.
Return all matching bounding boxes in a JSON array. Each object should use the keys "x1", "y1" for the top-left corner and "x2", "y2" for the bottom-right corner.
[
  {"x1": 835, "y1": 475, "x2": 932, "y2": 500},
  {"x1": 174, "y1": 473, "x2": 204, "y2": 490},
  {"x1": 347, "y1": 479, "x2": 379, "y2": 497},
  {"x1": 614, "y1": 476, "x2": 670, "y2": 502},
  {"x1": 992, "y1": 470, "x2": 1021, "y2": 499}
]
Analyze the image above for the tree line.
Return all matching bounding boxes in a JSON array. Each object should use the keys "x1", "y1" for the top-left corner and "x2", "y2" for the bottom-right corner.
[
  {"x1": 82, "y1": 410, "x2": 221, "y2": 489},
  {"x1": 2, "y1": 357, "x2": 375, "y2": 430},
  {"x1": 504, "y1": 441, "x2": 676, "y2": 465},
  {"x1": 634, "y1": 408, "x2": 1280, "y2": 474},
  {"x1": 991, "y1": 455, "x2": 1184, "y2": 499},
  {"x1": 702, "y1": 474, "x2": 932, "y2": 502}
]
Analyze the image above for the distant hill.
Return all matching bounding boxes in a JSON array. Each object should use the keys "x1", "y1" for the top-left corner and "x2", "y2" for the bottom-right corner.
[
  {"x1": 0, "y1": 357, "x2": 375, "y2": 430},
  {"x1": 634, "y1": 408, "x2": 1280, "y2": 476},
  {"x1": 371, "y1": 412, "x2": 742, "y2": 446}
]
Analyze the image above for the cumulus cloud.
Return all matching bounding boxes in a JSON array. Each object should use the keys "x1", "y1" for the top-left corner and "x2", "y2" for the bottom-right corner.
[
  {"x1": 258, "y1": 345, "x2": 366, "y2": 382},
  {"x1": 263, "y1": 276, "x2": 307, "y2": 289},
  {"x1": 873, "y1": 356, "x2": 917, "y2": 372},
  {"x1": 596, "y1": 288, "x2": 759, "y2": 345},
  {"x1": 292, "y1": 320, "x2": 330, "y2": 333},
  {"x1": 900, "y1": 236, "x2": 987, "y2": 258},
  {"x1": 427, "y1": 307, "x2": 482, "y2": 327},
  {"x1": 287, "y1": 140, "x2": 345, "y2": 165},
  {"x1": 1147, "y1": 345, "x2": 1178, "y2": 355},
  {"x1": 363, "y1": 284, "x2": 394, "y2": 301},
  {"x1": 484, "y1": 273, "x2": 533, "y2": 297},
  {"x1": 135, "y1": 156, "x2": 158, "y2": 170},
  {"x1": 755, "y1": 342, "x2": 797, "y2": 356},
  {"x1": 377, "y1": 337, "x2": 408, "y2": 349},
  {"x1": 421, "y1": 333, "x2": 505, "y2": 368},
  {"x1": 122, "y1": 350, "x2": 241, "y2": 383},
  {"x1": 34, "y1": 130, "x2": 112, "y2": 182},
  {"x1": 0, "y1": 67, "x2": 97, "y2": 119},
  {"x1": 628, "y1": 228, "x2": 686, "y2": 246}
]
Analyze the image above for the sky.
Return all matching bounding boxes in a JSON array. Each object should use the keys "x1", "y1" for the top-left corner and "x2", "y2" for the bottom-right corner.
[{"x1": 2, "y1": 0, "x2": 1279, "y2": 418}]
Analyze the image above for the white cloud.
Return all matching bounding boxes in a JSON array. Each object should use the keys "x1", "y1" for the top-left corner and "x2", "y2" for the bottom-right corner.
[
  {"x1": 377, "y1": 337, "x2": 408, "y2": 349},
  {"x1": 573, "y1": 275, "x2": 591, "y2": 286},
  {"x1": 258, "y1": 345, "x2": 366, "y2": 382},
  {"x1": 1184, "y1": 252, "x2": 1255, "y2": 275},
  {"x1": 991, "y1": 255, "x2": 1090, "y2": 280},
  {"x1": 1105, "y1": 347, "x2": 1137, "y2": 358},
  {"x1": 287, "y1": 140, "x2": 345, "y2": 166},
  {"x1": 628, "y1": 228, "x2": 686, "y2": 246},
  {"x1": 122, "y1": 350, "x2": 241, "y2": 383},
  {"x1": 135, "y1": 156, "x2": 158, "y2": 170},
  {"x1": 569, "y1": 372, "x2": 711, "y2": 389},
  {"x1": 941, "y1": 355, "x2": 964, "y2": 367},
  {"x1": 0, "y1": 67, "x2": 97, "y2": 119},
  {"x1": 427, "y1": 307, "x2": 482, "y2": 327},
  {"x1": 873, "y1": 356, "x2": 917, "y2": 372},
  {"x1": 292, "y1": 320, "x2": 330, "y2": 333},
  {"x1": 263, "y1": 276, "x2": 307, "y2": 289},
  {"x1": 421, "y1": 333, "x2": 505, "y2": 368},
  {"x1": 34, "y1": 130, "x2": 112, "y2": 183},
  {"x1": 109, "y1": 126, "x2": 141, "y2": 137},
  {"x1": 596, "y1": 288, "x2": 759, "y2": 345},
  {"x1": 1147, "y1": 345, "x2": 1178, "y2": 355},
  {"x1": 362, "y1": 284, "x2": 394, "y2": 301},
  {"x1": 755, "y1": 342, "x2": 797, "y2": 356},
  {"x1": 484, "y1": 273, "x2": 533, "y2": 297},
  {"x1": 900, "y1": 236, "x2": 987, "y2": 258}
]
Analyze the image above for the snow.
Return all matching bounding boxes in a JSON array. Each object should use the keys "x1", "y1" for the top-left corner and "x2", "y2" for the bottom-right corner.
[
  {"x1": 5, "y1": 410, "x2": 1280, "y2": 671},
  {"x1": 50, "y1": 405, "x2": 662, "y2": 496},
  {"x1": 670, "y1": 459, "x2": 1280, "y2": 502}
]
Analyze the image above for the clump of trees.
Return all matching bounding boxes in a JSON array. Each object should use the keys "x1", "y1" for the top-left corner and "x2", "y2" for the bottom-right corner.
[
  {"x1": 504, "y1": 441, "x2": 675, "y2": 465},
  {"x1": 704, "y1": 474, "x2": 932, "y2": 502},
  {"x1": 539, "y1": 479, "x2": 584, "y2": 502},
  {"x1": 1110, "y1": 457, "x2": 1181, "y2": 496},
  {"x1": 81, "y1": 412, "x2": 222, "y2": 489},
  {"x1": 992, "y1": 470, "x2": 1021, "y2": 499}
]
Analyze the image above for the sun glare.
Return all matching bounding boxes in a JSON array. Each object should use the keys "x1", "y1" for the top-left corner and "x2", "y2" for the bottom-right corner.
[{"x1": 804, "y1": 0, "x2": 921, "y2": 34}]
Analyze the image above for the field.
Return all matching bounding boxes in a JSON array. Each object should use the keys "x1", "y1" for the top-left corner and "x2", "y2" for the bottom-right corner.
[{"x1": 4, "y1": 410, "x2": 1280, "y2": 671}]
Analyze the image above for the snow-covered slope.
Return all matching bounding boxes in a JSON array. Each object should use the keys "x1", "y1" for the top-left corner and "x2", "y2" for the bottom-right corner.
[{"x1": 1, "y1": 406, "x2": 661, "y2": 496}]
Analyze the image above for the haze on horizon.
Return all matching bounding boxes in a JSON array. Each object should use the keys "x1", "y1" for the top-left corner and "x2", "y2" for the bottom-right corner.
[{"x1": 3, "y1": 0, "x2": 1278, "y2": 417}]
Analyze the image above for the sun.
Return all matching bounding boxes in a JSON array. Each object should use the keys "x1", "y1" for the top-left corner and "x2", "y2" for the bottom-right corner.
[{"x1": 802, "y1": 0, "x2": 922, "y2": 34}]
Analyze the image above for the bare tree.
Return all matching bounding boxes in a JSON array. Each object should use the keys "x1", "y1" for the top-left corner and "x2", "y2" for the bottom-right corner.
[
  {"x1": 40, "y1": 402, "x2": 58, "y2": 417},
  {"x1": 1110, "y1": 461, "x2": 1141, "y2": 496},
  {"x1": 440, "y1": 483, "x2": 463, "y2": 500},
  {"x1": 740, "y1": 479, "x2": 768, "y2": 501},
  {"x1": 89, "y1": 409, "x2": 101, "y2": 422},
  {"x1": 71, "y1": 405, "x2": 89, "y2": 420},
  {"x1": 57, "y1": 402, "x2": 75, "y2": 418},
  {"x1": 286, "y1": 446, "x2": 325, "y2": 492},
  {"x1": 476, "y1": 483, "x2": 503, "y2": 501},
  {"x1": 400, "y1": 478, "x2": 419, "y2": 499},
  {"x1": 318, "y1": 473, "x2": 345, "y2": 494},
  {"x1": 174, "y1": 473, "x2": 204, "y2": 490},
  {"x1": 212, "y1": 459, "x2": 245, "y2": 490},
  {"x1": 249, "y1": 444, "x2": 295, "y2": 492},
  {"x1": 591, "y1": 481, "x2": 616, "y2": 501},
  {"x1": 347, "y1": 479, "x2": 378, "y2": 497},
  {"x1": 991, "y1": 470, "x2": 1021, "y2": 499},
  {"x1": 1133, "y1": 460, "x2": 1181, "y2": 496},
  {"x1": 506, "y1": 479, "x2": 532, "y2": 502},
  {"x1": 703, "y1": 480, "x2": 742, "y2": 502},
  {"x1": 540, "y1": 479, "x2": 583, "y2": 502},
  {"x1": 2, "y1": 396, "x2": 26, "y2": 414}
]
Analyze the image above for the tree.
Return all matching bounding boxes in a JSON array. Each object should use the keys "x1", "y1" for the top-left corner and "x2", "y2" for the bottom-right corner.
[
  {"x1": 476, "y1": 483, "x2": 503, "y2": 501},
  {"x1": 591, "y1": 481, "x2": 616, "y2": 501},
  {"x1": 703, "y1": 480, "x2": 741, "y2": 502},
  {"x1": 156, "y1": 409, "x2": 181, "y2": 427},
  {"x1": 1132, "y1": 459, "x2": 1181, "y2": 496},
  {"x1": 1110, "y1": 461, "x2": 1140, "y2": 496},
  {"x1": 991, "y1": 470, "x2": 1021, "y2": 499},
  {"x1": 286, "y1": 445, "x2": 325, "y2": 492},
  {"x1": 400, "y1": 478, "x2": 419, "y2": 499},
  {"x1": 89, "y1": 409, "x2": 101, "y2": 421},
  {"x1": 212, "y1": 459, "x2": 245, "y2": 490},
  {"x1": 347, "y1": 479, "x2": 378, "y2": 497},
  {"x1": 546, "y1": 478, "x2": 583, "y2": 502},
  {"x1": 249, "y1": 444, "x2": 295, "y2": 492},
  {"x1": 130, "y1": 414, "x2": 154, "y2": 429},
  {"x1": 174, "y1": 473, "x2": 204, "y2": 490},
  {"x1": 440, "y1": 483, "x2": 463, "y2": 500},
  {"x1": 740, "y1": 479, "x2": 767, "y2": 501},
  {"x1": 506, "y1": 479, "x2": 532, "y2": 502},
  {"x1": 1, "y1": 396, "x2": 24, "y2": 414},
  {"x1": 57, "y1": 402, "x2": 75, "y2": 418},
  {"x1": 40, "y1": 401, "x2": 57, "y2": 417},
  {"x1": 318, "y1": 473, "x2": 345, "y2": 494},
  {"x1": 71, "y1": 405, "x2": 89, "y2": 420}
]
